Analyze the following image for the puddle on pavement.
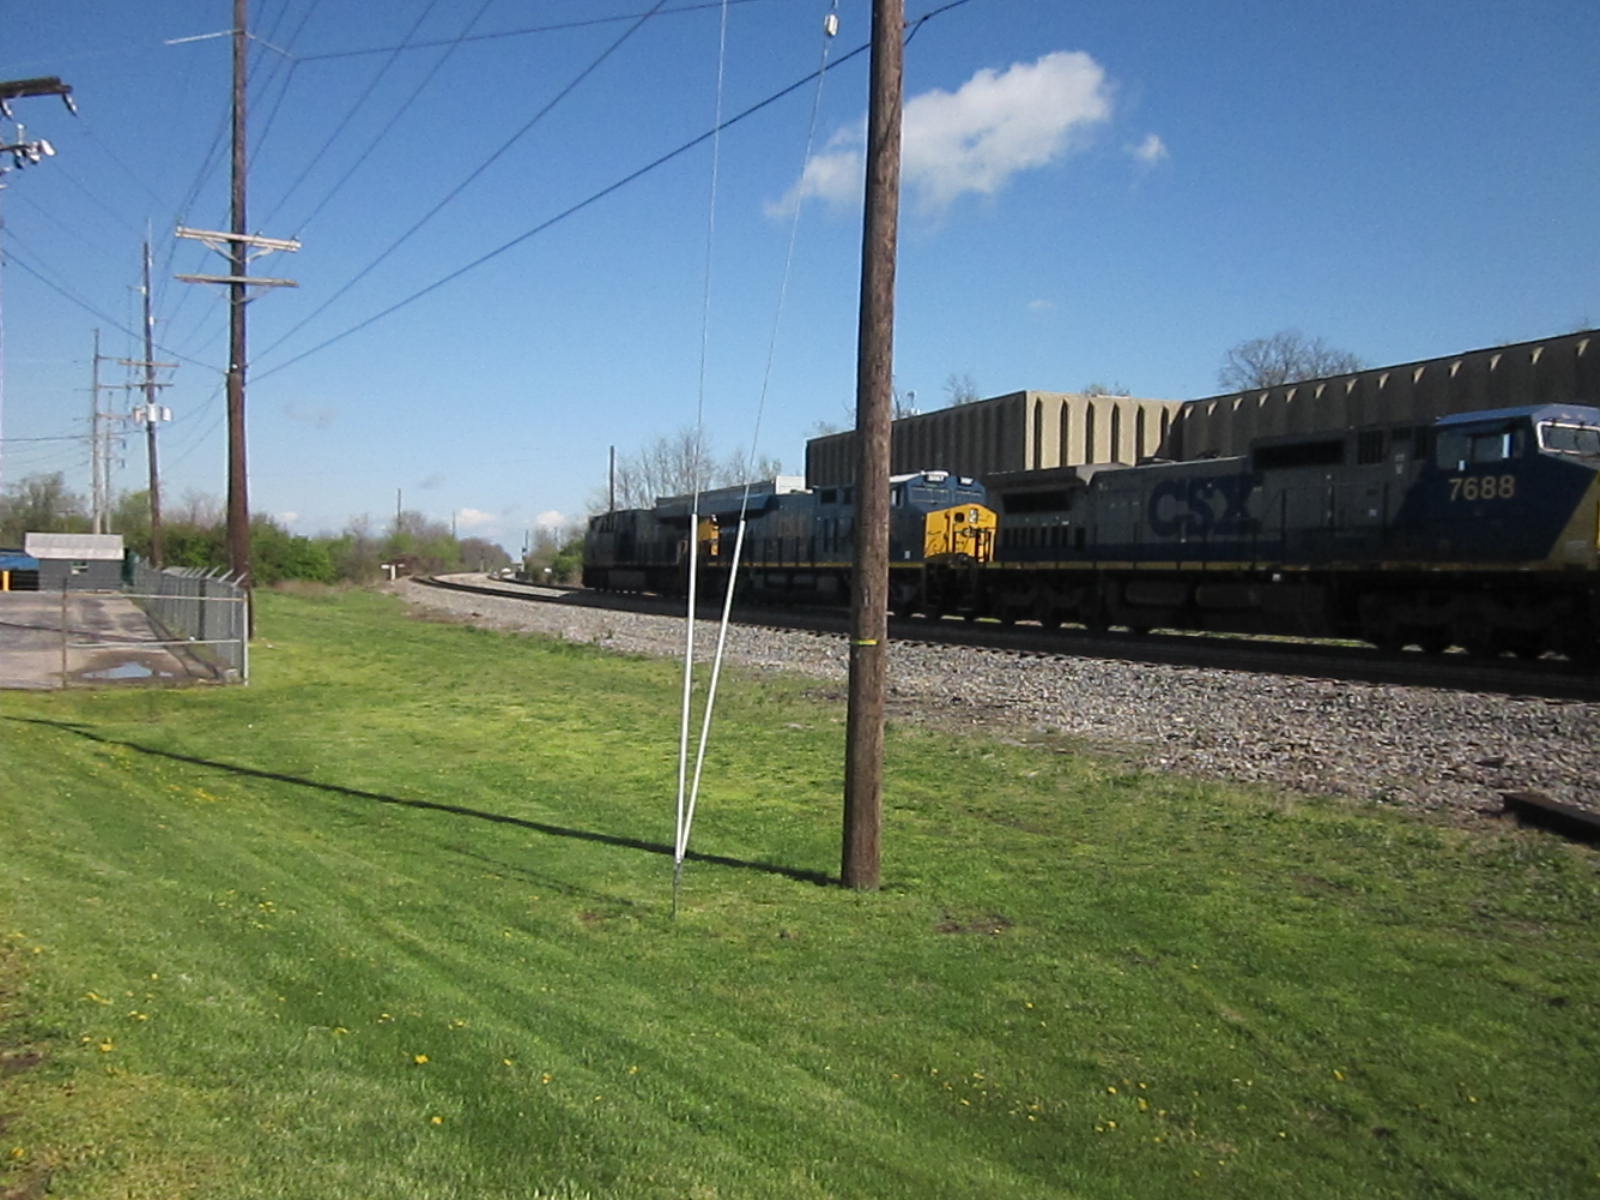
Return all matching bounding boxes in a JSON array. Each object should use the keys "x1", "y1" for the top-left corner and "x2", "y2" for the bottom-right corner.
[{"x1": 81, "y1": 661, "x2": 158, "y2": 680}]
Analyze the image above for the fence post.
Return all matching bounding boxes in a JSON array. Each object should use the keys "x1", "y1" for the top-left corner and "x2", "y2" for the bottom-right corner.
[{"x1": 59, "y1": 583, "x2": 69, "y2": 688}]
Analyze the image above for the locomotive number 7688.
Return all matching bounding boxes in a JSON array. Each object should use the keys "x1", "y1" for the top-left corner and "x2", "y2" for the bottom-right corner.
[{"x1": 1448, "y1": 474, "x2": 1517, "y2": 502}]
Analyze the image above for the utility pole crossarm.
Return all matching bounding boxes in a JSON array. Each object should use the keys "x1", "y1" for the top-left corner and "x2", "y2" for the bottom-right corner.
[
  {"x1": 0, "y1": 76, "x2": 75, "y2": 117},
  {"x1": 174, "y1": 272, "x2": 298, "y2": 289},
  {"x1": 175, "y1": 226, "x2": 301, "y2": 256}
]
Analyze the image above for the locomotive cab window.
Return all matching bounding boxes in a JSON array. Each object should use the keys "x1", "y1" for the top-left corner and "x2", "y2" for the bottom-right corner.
[
  {"x1": 1436, "y1": 424, "x2": 1526, "y2": 470},
  {"x1": 1539, "y1": 422, "x2": 1600, "y2": 456}
]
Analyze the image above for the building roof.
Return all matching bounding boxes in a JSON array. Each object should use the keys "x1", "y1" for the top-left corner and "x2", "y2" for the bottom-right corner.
[{"x1": 23, "y1": 532, "x2": 126, "y2": 561}]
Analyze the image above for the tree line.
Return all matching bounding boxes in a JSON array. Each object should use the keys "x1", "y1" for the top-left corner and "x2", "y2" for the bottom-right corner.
[{"x1": 0, "y1": 473, "x2": 524, "y2": 585}]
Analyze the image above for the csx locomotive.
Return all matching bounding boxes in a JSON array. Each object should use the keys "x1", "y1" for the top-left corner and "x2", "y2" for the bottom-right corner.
[
  {"x1": 584, "y1": 403, "x2": 1600, "y2": 660},
  {"x1": 584, "y1": 470, "x2": 997, "y2": 615}
]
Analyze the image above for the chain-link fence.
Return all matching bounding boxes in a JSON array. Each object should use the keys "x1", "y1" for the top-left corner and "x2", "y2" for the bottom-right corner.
[{"x1": 125, "y1": 562, "x2": 250, "y2": 682}]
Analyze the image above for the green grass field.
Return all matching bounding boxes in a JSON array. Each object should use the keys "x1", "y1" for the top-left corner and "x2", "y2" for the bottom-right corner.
[{"x1": 2, "y1": 587, "x2": 1597, "y2": 1199}]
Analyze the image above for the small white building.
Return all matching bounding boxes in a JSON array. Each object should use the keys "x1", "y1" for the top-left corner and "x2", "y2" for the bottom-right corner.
[{"x1": 23, "y1": 532, "x2": 125, "y2": 591}]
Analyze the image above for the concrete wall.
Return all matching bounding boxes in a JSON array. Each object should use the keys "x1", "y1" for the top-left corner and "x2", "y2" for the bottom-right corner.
[
  {"x1": 37, "y1": 559, "x2": 123, "y2": 591},
  {"x1": 802, "y1": 329, "x2": 1598, "y2": 485},
  {"x1": 1164, "y1": 329, "x2": 1599, "y2": 460},
  {"x1": 805, "y1": 391, "x2": 1185, "y2": 487}
]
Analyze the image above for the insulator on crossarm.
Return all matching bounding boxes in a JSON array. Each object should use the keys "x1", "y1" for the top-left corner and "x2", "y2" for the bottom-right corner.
[{"x1": 823, "y1": 12, "x2": 839, "y2": 37}]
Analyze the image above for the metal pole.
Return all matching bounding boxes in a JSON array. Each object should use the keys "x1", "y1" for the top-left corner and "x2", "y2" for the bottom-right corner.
[
  {"x1": 226, "y1": 0, "x2": 252, "y2": 625},
  {"x1": 841, "y1": 0, "x2": 903, "y2": 891},
  {"x1": 141, "y1": 239, "x2": 166, "y2": 567},
  {"x1": 90, "y1": 329, "x2": 103, "y2": 532},
  {"x1": 59, "y1": 583, "x2": 69, "y2": 688}
]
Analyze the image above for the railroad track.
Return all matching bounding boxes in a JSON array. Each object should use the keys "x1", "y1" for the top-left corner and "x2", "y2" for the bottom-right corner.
[{"x1": 415, "y1": 574, "x2": 1600, "y2": 703}]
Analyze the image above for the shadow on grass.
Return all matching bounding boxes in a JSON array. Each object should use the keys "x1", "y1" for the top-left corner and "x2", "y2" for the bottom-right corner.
[{"x1": 8, "y1": 716, "x2": 836, "y2": 888}]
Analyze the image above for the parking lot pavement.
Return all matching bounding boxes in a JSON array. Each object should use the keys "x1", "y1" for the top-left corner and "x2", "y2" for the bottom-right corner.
[{"x1": 0, "y1": 591, "x2": 215, "y2": 689}]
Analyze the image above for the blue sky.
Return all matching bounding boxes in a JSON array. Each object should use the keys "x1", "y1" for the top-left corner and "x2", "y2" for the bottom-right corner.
[{"x1": 3, "y1": 0, "x2": 1596, "y2": 553}]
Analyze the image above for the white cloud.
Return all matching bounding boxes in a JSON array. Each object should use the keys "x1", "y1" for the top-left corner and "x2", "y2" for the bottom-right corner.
[
  {"x1": 455, "y1": 508, "x2": 496, "y2": 530},
  {"x1": 1027, "y1": 298, "x2": 1055, "y2": 313},
  {"x1": 278, "y1": 511, "x2": 300, "y2": 525},
  {"x1": 770, "y1": 50, "x2": 1113, "y2": 217},
  {"x1": 533, "y1": 509, "x2": 567, "y2": 531},
  {"x1": 1129, "y1": 132, "x2": 1168, "y2": 165}
]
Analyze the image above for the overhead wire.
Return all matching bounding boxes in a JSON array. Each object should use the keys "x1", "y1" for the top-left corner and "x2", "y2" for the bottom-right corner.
[
  {"x1": 252, "y1": 34, "x2": 874, "y2": 383},
  {"x1": 4, "y1": 243, "x2": 225, "y2": 376},
  {"x1": 292, "y1": 0, "x2": 775, "y2": 63},
  {"x1": 252, "y1": 0, "x2": 416, "y2": 229},
  {"x1": 673, "y1": 0, "x2": 736, "y2": 913},
  {"x1": 282, "y1": 0, "x2": 499, "y2": 238},
  {"x1": 246, "y1": 0, "x2": 321, "y2": 179},
  {"x1": 253, "y1": 0, "x2": 675, "y2": 370},
  {"x1": 676, "y1": 0, "x2": 842, "y2": 905}
]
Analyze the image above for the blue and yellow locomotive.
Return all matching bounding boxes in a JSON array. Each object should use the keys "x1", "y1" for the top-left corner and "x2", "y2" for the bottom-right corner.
[{"x1": 583, "y1": 470, "x2": 998, "y2": 608}]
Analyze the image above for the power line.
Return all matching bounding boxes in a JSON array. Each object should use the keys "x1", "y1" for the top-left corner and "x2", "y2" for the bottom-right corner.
[
  {"x1": 257, "y1": 0, "x2": 448, "y2": 231},
  {"x1": 256, "y1": 36, "x2": 873, "y2": 381},
  {"x1": 293, "y1": 0, "x2": 774, "y2": 63},
  {"x1": 282, "y1": 0, "x2": 499, "y2": 237},
  {"x1": 246, "y1": 1, "x2": 321, "y2": 176},
  {"x1": 4, "y1": 244, "x2": 224, "y2": 375},
  {"x1": 254, "y1": 0, "x2": 675, "y2": 367}
]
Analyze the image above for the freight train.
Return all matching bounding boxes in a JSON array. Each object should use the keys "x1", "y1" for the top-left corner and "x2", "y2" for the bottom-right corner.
[{"x1": 583, "y1": 403, "x2": 1600, "y2": 661}]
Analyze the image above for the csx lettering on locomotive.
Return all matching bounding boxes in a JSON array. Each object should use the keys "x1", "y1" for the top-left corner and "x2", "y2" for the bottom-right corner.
[{"x1": 1148, "y1": 474, "x2": 1260, "y2": 538}]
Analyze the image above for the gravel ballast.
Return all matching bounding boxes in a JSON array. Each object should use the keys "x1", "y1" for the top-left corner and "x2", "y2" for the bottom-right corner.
[{"x1": 394, "y1": 579, "x2": 1600, "y2": 823}]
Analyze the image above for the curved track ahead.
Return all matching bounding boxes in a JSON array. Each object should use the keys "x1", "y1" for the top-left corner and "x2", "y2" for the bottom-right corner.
[{"x1": 417, "y1": 574, "x2": 1600, "y2": 703}]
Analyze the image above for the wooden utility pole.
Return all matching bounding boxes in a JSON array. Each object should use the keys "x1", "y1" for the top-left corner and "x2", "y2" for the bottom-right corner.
[
  {"x1": 226, "y1": 0, "x2": 249, "y2": 591},
  {"x1": 841, "y1": 0, "x2": 904, "y2": 891},
  {"x1": 174, "y1": 0, "x2": 298, "y2": 624}
]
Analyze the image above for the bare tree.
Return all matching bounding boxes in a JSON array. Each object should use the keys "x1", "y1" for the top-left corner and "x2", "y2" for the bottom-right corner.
[
  {"x1": 600, "y1": 428, "x2": 784, "y2": 511},
  {"x1": 943, "y1": 371, "x2": 981, "y2": 406},
  {"x1": 1081, "y1": 381, "x2": 1131, "y2": 397},
  {"x1": 1218, "y1": 330, "x2": 1363, "y2": 391},
  {"x1": 174, "y1": 489, "x2": 224, "y2": 527}
]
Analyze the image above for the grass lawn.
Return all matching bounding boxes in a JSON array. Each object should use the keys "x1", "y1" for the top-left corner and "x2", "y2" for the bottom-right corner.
[{"x1": 2, "y1": 587, "x2": 1597, "y2": 1199}]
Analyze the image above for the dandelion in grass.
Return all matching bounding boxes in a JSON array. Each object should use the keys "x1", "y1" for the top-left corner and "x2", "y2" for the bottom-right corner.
[
  {"x1": 430, "y1": 1116, "x2": 444, "y2": 1126},
  {"x1": 97, "y1": 1040, "x2": 114, "y2": 1052},
  {"x1": 413, "y1": 1054, "x2": 430, "y2": 1065}
]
